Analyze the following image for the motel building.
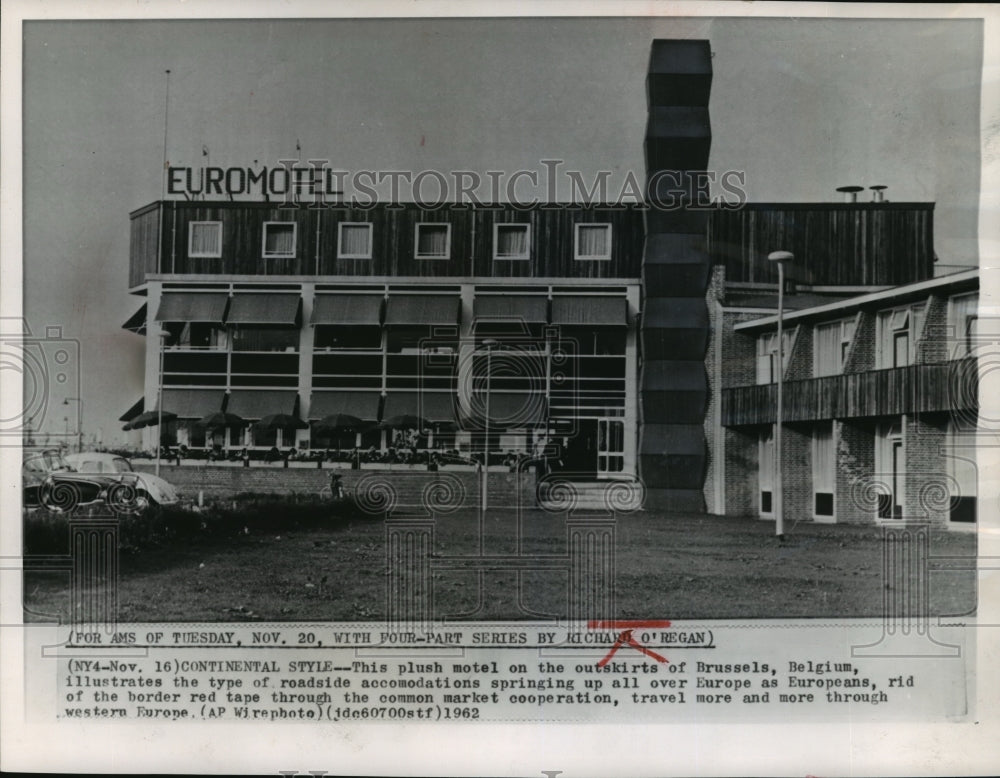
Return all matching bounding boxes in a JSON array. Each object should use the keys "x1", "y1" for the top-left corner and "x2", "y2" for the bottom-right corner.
[
  {"x1": 704, "y1": 223, "x2": 979, "y2": 528},
  {"x1": 117, "y1": 40, "x2": 978, "y2": 521}
]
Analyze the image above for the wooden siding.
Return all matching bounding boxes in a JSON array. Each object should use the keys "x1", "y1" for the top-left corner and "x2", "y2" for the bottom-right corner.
[
  {"x1": 721, "y1": 359, "x2": 977, "y2": 426},
  {"x1": 708, "y1": 203, "x2": 935, "y2": 286},
  {"x1": 128, "y1": 204, "x2": 161, "y2": 288},
  {"x1": 129, "y1": 201, "x2": 645, "y2": 285}
]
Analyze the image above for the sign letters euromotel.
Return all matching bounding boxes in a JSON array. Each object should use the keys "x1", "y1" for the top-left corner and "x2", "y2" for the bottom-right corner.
[{"x1": 166, "y1": 165, "x2": 345, "y2": 198}]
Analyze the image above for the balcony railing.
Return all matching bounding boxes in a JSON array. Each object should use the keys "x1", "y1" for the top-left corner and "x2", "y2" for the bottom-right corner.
[{"x1": 721, "y1": 358, "x2": 977, "y2": 426}]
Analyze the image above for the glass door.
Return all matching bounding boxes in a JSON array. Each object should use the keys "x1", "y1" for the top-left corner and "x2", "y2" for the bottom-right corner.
[{"x1": 596, "y1": 418, "x2": 625, "y2": 478}]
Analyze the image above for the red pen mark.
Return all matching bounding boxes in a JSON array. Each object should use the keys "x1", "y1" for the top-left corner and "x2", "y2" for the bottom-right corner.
[
  {"x1": 588, "y1": 621, "x2": 671, "y2": 667},
  {"x1": 587, "y1": 620, "x2": 671, "y2": 630}
]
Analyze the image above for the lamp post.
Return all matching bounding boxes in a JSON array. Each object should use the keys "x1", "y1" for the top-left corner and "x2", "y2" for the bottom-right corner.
[
  {"x1": 63, "y1": 397, "x2": 83, "y2": 453},
  {"x1": 767, "y1": 250, "x2": 793, "y2": 540},
  {"x1": 480, "y1": 339, "x2": 498, "y2": 511}
]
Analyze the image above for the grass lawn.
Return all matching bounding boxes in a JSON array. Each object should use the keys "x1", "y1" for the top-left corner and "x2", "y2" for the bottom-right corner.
[{"x1": 23, "y1": 507, "x2": 976, "y2": 623}]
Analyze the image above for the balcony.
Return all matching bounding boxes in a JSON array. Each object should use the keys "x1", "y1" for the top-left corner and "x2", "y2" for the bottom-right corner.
[{"x1": 721, "y1": 359, "x2": 977, "y2": 426}]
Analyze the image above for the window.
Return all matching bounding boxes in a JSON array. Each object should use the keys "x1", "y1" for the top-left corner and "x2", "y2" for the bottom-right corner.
[
  {"x1": 414, "y1": 223, "x2": 451, "y2": 259},
  {"x1": 948, "y1": 293, "x2": 978, "y2": 358},
  {"x1": 813, "y1": 423, "x2": 835, "y2": 519},
  {"x1": 188, "y1": 221, "x2": 222, "y2": 258},
  {"x1": 875, "y1": 422, "x2": 904, "y2": 519},
  {"x1": 493, "y1": 223, "x2": 530, "y2": 260},
  {"x1": 231, "y1": 326, "x2": 299, "y2": 352},
  {"x1": 162, "y1": 322, "x2": 227, "y2": 350},
  {"x1": 814, "y1": 317, "x2": 857, "y2": 377},
  {"x1": 262, "y1": 222, "x2": 296, "y2": 259},
  {"x1": 877, "y1": 303, "x2": 926, "y2": 368},
  {"x1": 314, "y1": 325, "x2": 382, "y2": 350},
  {"x1": 947, "y1": 417, "x2": 978, "y2": 523},
  {"x1": 338, "y1": 223, "x2": 373, "y2": 259},
  {"x1": 574, "y1": 223, "x2": 612, "y2": 260},
  {"x1": 755, "y1": 330, "x2": 794, "y2": 384}
]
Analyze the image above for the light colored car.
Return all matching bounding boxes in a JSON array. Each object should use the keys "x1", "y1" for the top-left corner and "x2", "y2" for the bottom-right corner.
[{"x1": 64, "y1": 452, "x2": 180, "y2": 509}]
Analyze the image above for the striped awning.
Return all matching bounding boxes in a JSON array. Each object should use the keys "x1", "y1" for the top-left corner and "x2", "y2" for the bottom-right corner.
[
  {"x1": 384, "y1": 295, "x2": 460, "y2": 326},
  {"x1": 118, "y1": 397, "x2": 144, "y2": 423},
  {"x1": 225, "y1": 390, "x2": 297, "y2": 419},
  {"x1": 121, "y1": 303, "x2": 147, "y2": 335},
  {"x1": 308, "y1": 391, "x2": 381, "y2": 420},
  {"x1": 227, "y1": 294, "x2": 300, "y2": 325},
  {"x1": 311, "y1": 294, "x2": 383, "y2": 326},
  {"x1": 382, "y1": 392, "x2": 458, "y2": 424},
  {"x1": 473, "y1": 295, "x2": 548, "y2": 324},
  {"x1": 160, "y1": 389, "x2": 225, "y2": 419},
  {"x1": 551, "y1": 295, "x2": 627, "y2": 326},
  {"x1": 155, "y1": 293, "x2": 228, "y2": 323}
]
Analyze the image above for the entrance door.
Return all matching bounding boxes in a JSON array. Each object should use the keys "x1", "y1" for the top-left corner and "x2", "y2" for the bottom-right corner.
[{"x1": 596, "y1": 418, "x2": 625, "y2": 479}]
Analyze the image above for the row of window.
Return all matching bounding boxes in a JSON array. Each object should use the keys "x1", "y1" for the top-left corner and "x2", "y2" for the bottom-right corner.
[
  {"x1": 189, "y1": 221, "x2": 614, "y2": 262},
  {"x1": 755, "y1": 293, "x2": 978, "y2": 384},
  {"x1": 757, "y1": 418, "x2": 976, "y2": 522}
]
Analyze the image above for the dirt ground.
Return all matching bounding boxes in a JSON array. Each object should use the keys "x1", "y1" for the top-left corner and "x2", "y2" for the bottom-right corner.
[{"x1": 23, "y1": 508, "x2": 977, "y2": 623}]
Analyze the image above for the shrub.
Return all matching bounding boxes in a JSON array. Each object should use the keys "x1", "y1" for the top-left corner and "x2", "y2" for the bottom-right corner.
[{"x1": 22, "y1": 493, "x2": 369, "y2": 556}]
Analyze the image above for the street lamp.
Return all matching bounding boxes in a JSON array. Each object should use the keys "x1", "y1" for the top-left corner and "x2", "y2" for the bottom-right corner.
[
  {"x1": 480, "y1": 339, "x2": 499, "y2": 511},
  {"x1": 767, "y1": 250, "x2": 793, "y2": 541},
  {"x1": 63, "y1": 397, "x2": 83, "y2": 453}
]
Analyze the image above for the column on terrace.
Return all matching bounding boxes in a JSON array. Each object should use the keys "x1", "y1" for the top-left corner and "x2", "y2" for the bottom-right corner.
[
  {"x1": 297, "y1": 282, "x2": 315, "y2": 448},
  {"x1": 143, "y1": 282, "x2": 164, "y2": 452}
]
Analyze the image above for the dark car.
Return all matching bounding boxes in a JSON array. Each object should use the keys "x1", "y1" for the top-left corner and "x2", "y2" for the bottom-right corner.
[{"x1": 22, "y1": 449, "x2": 121, "y2": 512}]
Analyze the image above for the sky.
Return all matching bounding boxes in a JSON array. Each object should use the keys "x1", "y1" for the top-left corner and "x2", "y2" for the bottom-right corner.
[{"x1": 18, "y1": 14, "x2": 985, "y2": 445}]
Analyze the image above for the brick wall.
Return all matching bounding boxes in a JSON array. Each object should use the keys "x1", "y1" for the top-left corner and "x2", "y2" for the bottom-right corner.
[
  {"x1": 720, "y1": 311, "x2": 763, "y2": 388},
  {"x1": 723, "y1": 427, "x2": 757, "y2": 516},
  {"x1": 917, "y1": 294, "x2": 949, "y2": 364},
  {"x1": 836, "y1": 420, "x2": 876, "y2": 523},
  {"x1": 844, "y1": 311, "x2": 876, "y2": 373},
  {"x1": 784, "y1": 324, "x2": 811, "y2": 381},
  {"x1": 134, "y1": 464, "x2": 538, "y2": 511},
  {"x1": 904, "y1": 413, "x2": 949, "y2": 526},
  {"x1": 781, "y1": 424, "x2": 812, "y2": 521}
]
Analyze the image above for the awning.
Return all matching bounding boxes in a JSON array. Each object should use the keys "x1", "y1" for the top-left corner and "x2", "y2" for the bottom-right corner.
[
  {"x1": 465, "y1": 391, "x2": 547, "y2": 427},
  {"x1": 551, "y1": 296, "x2": 627, "y2": 326},
  {"x1": 121, "y1": 303, "x2": 147, "y2": 335},
  {"x1": 311, "y1": 294, "x2": 383, "y2": 326},
  {"x1": 227, "y1": 294, "x2": 300, "y2": 325},
  {"x1": 474, "y1": 295, "x2": 548, "y2": 324},
  {"x1": 309, "y1": 391, "x2": 381, "y2": 420},
  {"x1": 383, "y1": 392, "x2": 458, "y2": 424},
  {"x1": 155, "y1": 293, "x2": 228, "y2": 323},
  {"x1": 160, "y1": 389, "x2": 225, "y2": 419},
  {"x1": 384, "y1": 295, "x2": 460, "y2": 326},
  {"x1": 118, "y1": 397, "x2": 144, "y2": 423},
  {"x1": 225, "y1": 390, "x2": 298, "y2": 419}
]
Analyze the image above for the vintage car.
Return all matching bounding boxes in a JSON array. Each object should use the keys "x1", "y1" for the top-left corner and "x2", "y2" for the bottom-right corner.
[
  {"x1": 23, "y1": 450, "x2": 178, "y2": 512},
  {"x1": 64, "y1": 452, "x2": 179, "y2": 508}
]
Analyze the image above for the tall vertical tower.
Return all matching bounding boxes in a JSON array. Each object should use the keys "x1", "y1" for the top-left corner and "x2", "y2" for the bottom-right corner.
[{"x1": 639, "y1": 40, "x2": 713, "y2": 511}]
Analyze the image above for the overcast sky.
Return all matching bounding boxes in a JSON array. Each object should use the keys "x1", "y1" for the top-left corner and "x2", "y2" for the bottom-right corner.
[{"x1": 20, "y1": 15, "x2": 984, "y2": 444}]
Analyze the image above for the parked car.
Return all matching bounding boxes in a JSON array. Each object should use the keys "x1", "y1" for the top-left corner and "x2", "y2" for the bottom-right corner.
[
  {"x1": 23, "y1": 449, "x2": 119, "y2": 511},
  {"x1": 64, "y1": 452, "x2": 180, "y2": 509}
]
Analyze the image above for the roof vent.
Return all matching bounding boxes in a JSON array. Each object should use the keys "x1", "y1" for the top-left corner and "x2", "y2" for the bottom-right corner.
[
  {"x1": 836, "y1": 185, "x2": 864, "y2": 203},
  {"x1": 870, "y1": 185, "x2": 887, "y2": 203}
]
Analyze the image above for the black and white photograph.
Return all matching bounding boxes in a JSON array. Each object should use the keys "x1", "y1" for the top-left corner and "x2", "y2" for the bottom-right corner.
[{"x1": 2, "y1": 2, "x2": 998, "y2": 775}]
